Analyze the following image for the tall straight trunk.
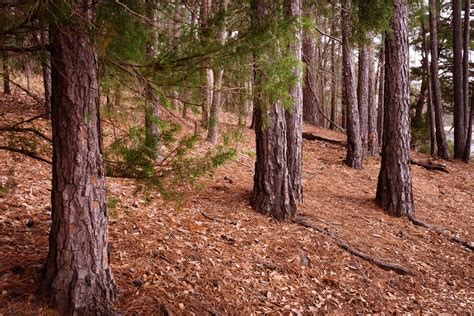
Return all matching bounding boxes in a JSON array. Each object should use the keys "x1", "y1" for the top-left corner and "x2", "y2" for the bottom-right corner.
[
  {"x1": 42, "y1": 1, "x2": 117, "y2": 313},
  {"x1": 462, "y1": 0, "x2": 470, "y2": 159},
  {"x1": 357, "y1": 43, "x2": 369, "y2": 158},
  {"x1": 377, "y1": 44, "x2": 385, "y2": 146},
  {"x1": 341, "y1": 0, "x2": 363, "y2": 170},
  {"x1": 422, "y1": 20, "x2": 436, "y2": 156},
  {"x1": 251, "y1": 0, "x2": 297, "y2": 220},
  {"x1": 413, "y1": 69, "x2": 427, "y2": 126},
  {"x1": 144, "y1": 0, "x2": 160, "y2": 160},
  {"x1": 330, "y1": 39, "x2": 337, "y2": 130},
  {"x1": 463, "y1": 95, "x2": 473, "y2": 162},
  {"x1": 284, "y1": 0, "x2": 303, "y2": 203},
  {"x1": 452, "y1": 0, "x2": 465, "y2": 158},
  {"x1": 429, "y1": 0, "x2": 450, "y2": 159},
  {"x1": 367, "y1": 44, "x2": 378, "y2": 157},
  {"x1": 376, "y1": 0, "x2": 414, "y2": 217},
  {"x1": 302, "y1": 30, "x2": 318, "y2": 125},
  {"x1": 201, "y1": 0, "x2": 213, "y2": 128},
  {"x1": 2, "y1": 50, "x2": 10, "y2": 95},
  {"x1": 41, "y1": 30, "x2": 52, "y2": 116},
  {"x1": 207, "y1": 0, "x2": 229, "y2": 144}
]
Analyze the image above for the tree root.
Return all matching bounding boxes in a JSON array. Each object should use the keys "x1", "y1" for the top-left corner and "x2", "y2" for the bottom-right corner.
[
  {"x1": 408, "y1": 214, "x2": 473, "y2": 251},
  {"x1": 291, "y1": 217, "x2": 414, "y2": 275}
]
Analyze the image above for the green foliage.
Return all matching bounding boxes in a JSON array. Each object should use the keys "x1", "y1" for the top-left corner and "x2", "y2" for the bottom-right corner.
[
  {"x1": 107, "y1": 196, "x2": 120, "y2": 220},
  {"x1": 352, "y1": 0, "x2": 393, "y2": 43}
]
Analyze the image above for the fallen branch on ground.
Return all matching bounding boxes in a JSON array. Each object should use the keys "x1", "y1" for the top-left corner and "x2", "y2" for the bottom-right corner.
[
  {"x1": 410, "y1": 159, "x2": 449, "y2": 173},
  {"x1": 292, "y1": 217, "x2": 414, "y2": 275},
  {"x1": 0, "y1": 146, "x2": 51, "y2": 164},
  {"x1": 408, "y1": 214, "x2": 473, "y2": 251},
  {"x1": 302, "y1": 132, "x2": 345, "y2": 146}
]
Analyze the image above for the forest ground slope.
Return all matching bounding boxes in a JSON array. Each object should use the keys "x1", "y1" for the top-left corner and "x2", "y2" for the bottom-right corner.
[{"x1": 0, "y1": 92, "x2": 473, "y2": 314}]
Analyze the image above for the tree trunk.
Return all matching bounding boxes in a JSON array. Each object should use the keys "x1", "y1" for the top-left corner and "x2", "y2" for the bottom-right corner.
[
  {"x1": 429, "y1": 0, "x2": 450, "y2": 159},
  {"x1": 144, "y1": 0, "x2": 160, "y2": 160},
  {"x1": 330, "y1": 38, "x2": 337, "y2": 130},
  {"x1": 377, "y1": 44, "x2": 385, "y2": 146},
  {"x1": 413, "y1": 64, "x2": 427, "y2": 127},
  {"x1": 376, "y1": 0, "x2": 414, "y2": 217},
  {"x1": 41, "y1": 30, "x2": 52, "y2": 116},
  {"x1": 452, "y1": 0, "x2": 465, "y2": 158},
  {"x1": 42, "y1": 1, "x2": 117, "y2": 313},
  {"x1": 302, "y1": 29, "x2": 318, "y2": 125},
  {"x1": 201, "y1": 0, "x2": 213, "y2": 128},
  {"x1": 251, "y1": 0, "x2": 297, "y2": 220},
  {"x1": 284, "y1": 0, "x2": 303, "y2": 203},
  {"x1": 341, "y1": 0, "x2": 363, "y2": 170},
  {"x1": 367, "y1": 44, "x2": 378, "y2": 157},
  {"x1": 462, "y1": 0, "x2": 470, "y2": 160},
  {"x1": 207, "y1": 0, "x2": 229, "y2": 144},
  {"x1": 2, "y1": 50, "x2": 10, "y2": 95},
  {"x1": 463, "y1": 95, "x2": 473, "y2": 162},
  {"x1": 357, "y1": 43, "x2": 369, "y2": 158},
  {"x1": 422, "y1": 20, "x2": 436, "y2": 156}
]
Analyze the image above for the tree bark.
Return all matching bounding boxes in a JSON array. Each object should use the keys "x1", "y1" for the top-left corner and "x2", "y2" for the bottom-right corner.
[
  {"x1": 251, "y1": 0, "x2": 297, "y2": 220},
  {"x1": 463, "y1": 95, "x2": 473, "y2": 162},
  {"x1": 144, "y1": 0, "x2": 160, "y2": 160},
  {"x1": 429, "y1": 0, "x2": 450, "y2": 159},
  {"x1": 284, "y1": 0, "x2": 303, "y2": 203},
  {"x1": 201, "y1": 0, "x2": 213, "y2": 128},
  {"x1": 461, "y1": 0, "x2": 471, "y2": 161},
  {"x1": 2, "y1": 50, "x2": 10, "y2": 95},
  {"x1": 357, "y1": 43, "x2": 369, "y2": 158},
  {"x1": 42, "y1": 1, "x2": 117, "y2": 313},
  {"x1": 376, "y1": 0, "x2": 414, "y2": 217},
  {"x1": 341, "y1": 0, "x2": 363, "y2": 170},
  {"x1": 40, "y1": 30, "x2": 52, "y2": 117},
  {"x1": 367, "y1": 44, "x2": 378, "y2": 157},
  {"x1": 413, "y1": 66, "x2": 427, "y2": 127},
  {"x1": 302, "y1": 29, "x2": 318, "y2": 125},
  {"x1": 422, "y1": 19, "x2": 436, "y2": 156},
  {"x1": 377, "y1": 44, "x2": 385, "y2": 146},
  {"x1": 330, "y1": 38, "x2": 338, "y2": 130},
  {"x1": 207, "y1": 0, "x2": 229, "y2": 144},
  {"x1": 452, "y1": 0, "x2": 465, "y2": 158}
]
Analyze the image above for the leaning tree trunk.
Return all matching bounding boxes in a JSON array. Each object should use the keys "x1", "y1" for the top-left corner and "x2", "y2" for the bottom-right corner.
[
  {"x1": 341, "y1": 0, "x2": 363, "y2": 170},
  {"x1": 251, "y1": 0, "x2": 297, "y2": 220},
  {"x1": 302, "y1": 29, "x2": 318, "y2": 125},
  {"x1": 367, "y1": 44, "x2": 378, "y2": 157},
  {"x1": 207, "y1": 0, "x2": 229, "y2": 144},
  {"x1": 144, "y1": 0, "x2": 160, "y2": 160},
  {"x1": 40, "y1": 30, "x2": 52, "y2": 116},
  {"x1": 357, "y1": 42, "x2": 369, "y2": 159},
  {"x1": 376, "y1": 0, "x2": 414, "y2": 217},
  {"x1": 428, "y1": 0, "x2": 450, "y2": 160},
  {"x1": 377, "y1": 44, "x2": 385, "y2": 146},
  {"x1": 452, "y1": 0, "x2": 465, "y2": 158},
  {"x1": 284, "y1": 0, "x2": 303, "y2": 203},
  {"x1": 41, "y1": 1, "x2": 117, "y2": 313}
]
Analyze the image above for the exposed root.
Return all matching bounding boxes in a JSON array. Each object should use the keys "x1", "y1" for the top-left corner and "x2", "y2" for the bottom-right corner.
[{"x1": 292, "y1": 217, "x2": 414, "y2": 275}]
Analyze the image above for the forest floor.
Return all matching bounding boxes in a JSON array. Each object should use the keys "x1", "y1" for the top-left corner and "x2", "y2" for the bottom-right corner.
[{"x1": 0, "y1": 90, "x2": 473, "y2": 314}]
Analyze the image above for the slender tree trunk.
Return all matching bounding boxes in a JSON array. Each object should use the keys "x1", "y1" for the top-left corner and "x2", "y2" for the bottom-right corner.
[
  {"x1": 462, "y1": 0, "x2": 470, "y2": 159},
  {"x1": 376, "y1": 0, "x2": 414, "y2": 217},
  {"x1": 429, "y1": 0, "x2": 450, "y2": 159},
  {"x1": 341, "y1": 0, "x2": 363, "y2": 169},
  {"x1": 463, "y1": 95, "x2": 473, "y2": 162},
  {"x1": 144, "y1": 0, "x2": 160, "y2": 160},
  {"x1": 2, "y1": 50, "x2": 10, "y2": 95},
  {"x1": 367, "y1": 44, "x2": 378, "y2": 156},
  {"x1": 413, "y1": 62, "x2": 427, "y2": 126},
  {"x1": 251, "y1": 0, "x2": 297, "y2": 220},
  {"x1": 330, "y1": 39, "x2": 337, "y2": 130},
  {"x1": 207, "y1": 0, "x2": 229, "y2": 144},
  {"x1": 358, "y1": 43, "x2": 369, "y2": 158},
  {"x1": 201, "y1": 0, "x2": 213, "y2": 128},
  {"x1": 284, "y1": 0, "x2": 303, "y2": 203},
  {"x1": 42, "y1": 1, "x2": 117, "y2": 313},
  {"x1": 41, "y1": 30, "x2": 52, "y2": 116},
  {"x1": 377, "y1": 44, "x2": 385, "y2": 146},
  {"x1": 302, "y1": 29, "x2": 318, "y2": 125},
  {"x1": 452, "y1": 0, "x2": 465, "y2": 158},
  {"x1": 421, "y1": 18, "x2": 436, "y2": 156}
]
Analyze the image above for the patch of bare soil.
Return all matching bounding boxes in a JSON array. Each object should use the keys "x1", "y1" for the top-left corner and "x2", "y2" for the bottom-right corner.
[{"x1": 0, "y1": 93, "x2": 472, "y2": 314}]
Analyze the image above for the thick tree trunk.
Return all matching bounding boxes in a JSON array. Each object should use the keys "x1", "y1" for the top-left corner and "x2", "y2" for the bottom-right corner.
[
  {"x1": 429, "y1": 0, "x2": 450, "y2": 159},
  {"x1": 2, "y1": 51, "x2": 10, "y2": 95},
  {"x1": 284, "y1": 0, "x2": 303, "y2": 203},
  {"x1": 251, "y1": 0, "x2": 297, "y2": 220},
  {"x1": 367, "y1": 44, "x2": 378, "y2": 157},
  {"x1": 144, "y1": 0, "x2": 160, "y2": 160},
  {"x1": 207, "y1": 0, "x2": 229, "y2": 144},
  {"x1": 452, "y1": 0, "x2": 465, "y2": 158},
  {"x1": 376, "y1": 0, "x2": 414, "y2": 217},
  {"x1": 42, "y1": 1, "x2": 117, "y2": 313},
  {"x1": 377, "y1": 44, "x2": 385, "y2": 146},
  {"x1": 330, "y1": 39, "x2": 337, "y2": 130},
  {"x1": 302, "y1": 30, "x2": 318, "y2": 125},
  {"x1": 341, "y1": 0, "x2": 363, "y2": 170},
  {"x1": 357, "y1": 43, "x2": 369, "y2": 158},
  {"x1": 40, "y1": 30, "x2": 52, "y2": 116}
]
